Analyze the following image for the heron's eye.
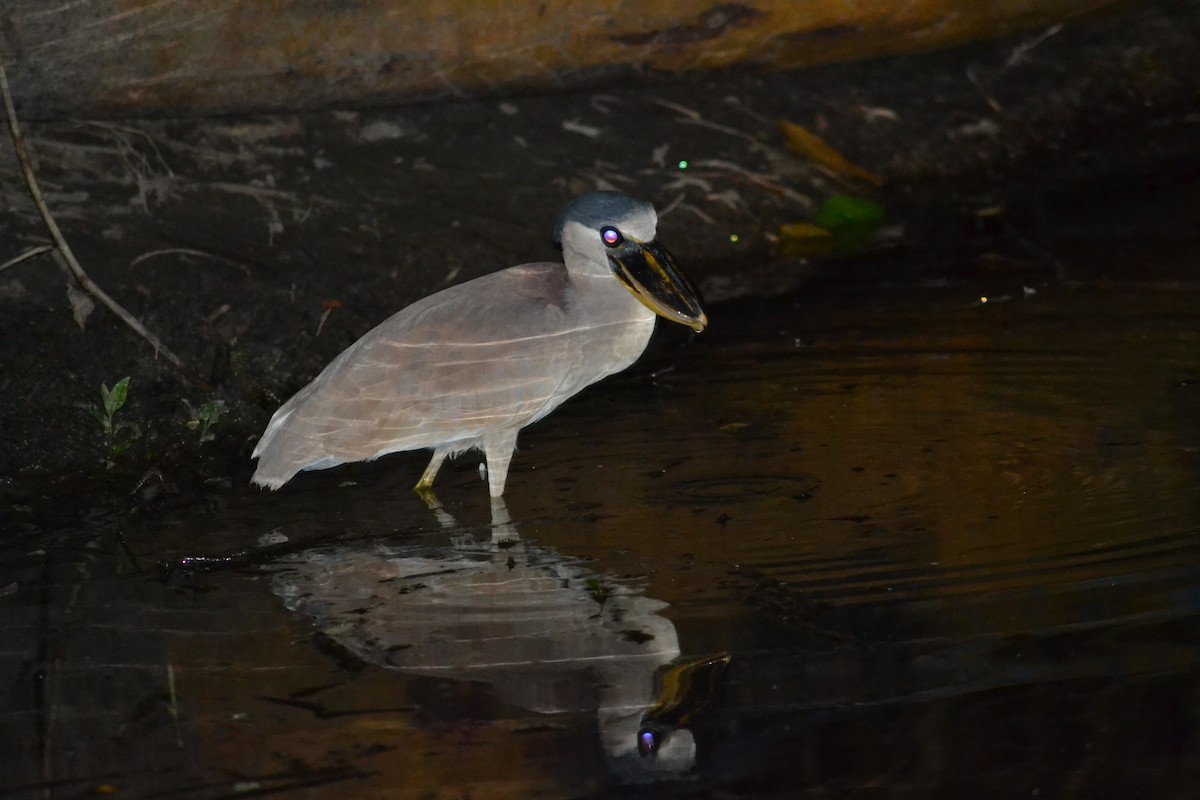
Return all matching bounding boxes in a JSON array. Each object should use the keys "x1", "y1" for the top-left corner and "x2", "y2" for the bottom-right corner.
[
  {"x1": 601, "y1": 227, "x2": 623, "y2": 248},
  {"x1": 637, "y1": 728, "x2": 659, "y2": 757}
]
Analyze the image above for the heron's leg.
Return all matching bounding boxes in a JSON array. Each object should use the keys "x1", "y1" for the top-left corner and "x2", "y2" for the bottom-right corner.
[
  {"x1": 415, "y1": 451, "x2": 458, "y2": 527},
  {"x1": 488, "y1": 495, "x2": 519, "y2": 544},
  {"x1": 414, "y1": 449, "x2": 447, "y2": 496},
  {"x1": 482, "y1": 431, "x2": 518, "y2": 498}
]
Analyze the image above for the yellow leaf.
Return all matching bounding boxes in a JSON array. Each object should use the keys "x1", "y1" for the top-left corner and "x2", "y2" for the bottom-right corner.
[
  {"x1": 779, "y1": 221, "x2": 833, "y2": 241},
  {"x1": 779, "y1": 120, "x2": 881, "y2": 186},
  {"x1": 777, "y1": 221, "x2": 835, "y2": 258}
]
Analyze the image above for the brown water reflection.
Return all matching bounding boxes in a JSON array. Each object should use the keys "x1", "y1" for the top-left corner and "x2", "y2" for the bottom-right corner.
[
  {"x1": 270, "y1": 524, "x2": 705, "y2": 783},
  {"x1": 2, "y1": 273, "x2": 1198, "y2": 797}
]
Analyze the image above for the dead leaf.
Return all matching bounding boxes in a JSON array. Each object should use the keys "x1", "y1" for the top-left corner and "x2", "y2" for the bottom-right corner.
[
  {"x1": 67, "y1": 283, "x2": 94, "y2": 329},
  {"x1": 779, "y1": 120, "x2": 881, "y2": 186},
  {"x1": 776, "y1": 221, "x2": 835, "y2": 259},
  {"x1": 779, "y1": 221, "x2": 834, "y2": 241},
  {"x1": 315, "y1": 299, "x2": 341, "y2": 337}
]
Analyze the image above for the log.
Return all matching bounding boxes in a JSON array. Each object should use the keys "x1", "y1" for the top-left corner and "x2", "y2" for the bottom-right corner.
[{"x1": 2, "y1": 0, "x2": 1127, "y2": 119}]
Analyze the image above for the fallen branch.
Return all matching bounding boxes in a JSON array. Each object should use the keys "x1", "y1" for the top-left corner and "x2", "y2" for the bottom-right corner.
[
  {"x1": 0, "y1": 243, "x2": 53, "y2": 274},
  {"x1": 0, "y1": 58, "x2": 192, "y2": 377},
  {"x1": 131, "y1": 246, "x2": 254, "y2": 278}
]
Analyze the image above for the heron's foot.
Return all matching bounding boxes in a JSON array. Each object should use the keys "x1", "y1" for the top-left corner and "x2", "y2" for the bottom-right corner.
[
  {"x1": 413, "y1": 481, "x2": 439, "y2": 507},
  {"x1": 415, "y1": 450, "x2": 447, "y2": 494}
]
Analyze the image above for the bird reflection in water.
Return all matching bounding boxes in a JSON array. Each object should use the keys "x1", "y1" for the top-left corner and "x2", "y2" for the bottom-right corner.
[
  {"x1": 271, "y1": 497, "x2": 728, "y2": 782},
  {"x1": 637, "y1": 653, "x2": 732, "y2": 758}
]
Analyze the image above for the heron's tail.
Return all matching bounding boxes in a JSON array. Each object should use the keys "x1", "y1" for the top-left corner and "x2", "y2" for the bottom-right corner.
[
  {"x1": 251, "y1": 441, "x2": 303, "y2": 490},
  {"x1": 250, "y1": 408, "x2": 329, "y2": 489}
]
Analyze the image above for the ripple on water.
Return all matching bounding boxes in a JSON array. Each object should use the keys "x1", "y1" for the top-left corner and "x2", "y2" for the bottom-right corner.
[
  {"x1": 652, "y1": 474, "x2": 821, "y2": 505},
  {"x1": 590, "y1": 285, "x2": 1200, "y2": 654}
]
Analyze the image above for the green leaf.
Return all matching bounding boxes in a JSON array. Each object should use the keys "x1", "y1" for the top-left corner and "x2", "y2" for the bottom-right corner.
[
  {"x1": 811, "y1": 196, "x2": 885, "y2": 230},
  {"x1": 87, "y1": 404, "x2": 108, "y2": 428},
  {"x1": 199, "y1": 400, "x2": 224, "y2": 424},
  {"x1": 104, "y1": 376, "x2": 131, "y2": 417}
]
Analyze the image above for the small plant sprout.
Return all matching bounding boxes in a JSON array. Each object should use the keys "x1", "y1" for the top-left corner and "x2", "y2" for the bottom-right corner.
[
  {"x1": 86, "y1": 376, "x2": 141, "y2": 466},
  {"x1": 185, "y1": 399, "x2": 226, "y2": 443},
  {"x1": 94, "y1": 376, "x2": 129, "y2": 433}
]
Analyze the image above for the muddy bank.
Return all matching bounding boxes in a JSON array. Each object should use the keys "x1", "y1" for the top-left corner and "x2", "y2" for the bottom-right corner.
[{"x1": 0, "y1": 0, "x2": 1197, "y2": 520}]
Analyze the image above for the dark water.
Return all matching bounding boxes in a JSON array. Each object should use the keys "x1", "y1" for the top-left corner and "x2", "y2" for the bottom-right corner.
[{"x1": 3, "y1": 258, "x2": 1199, "y2": 798}]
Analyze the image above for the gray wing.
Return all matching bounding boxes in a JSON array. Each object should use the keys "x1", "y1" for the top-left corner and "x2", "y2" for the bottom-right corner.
[{"x1": 251, "y1": 263, "x2": 645, "y2": 487}]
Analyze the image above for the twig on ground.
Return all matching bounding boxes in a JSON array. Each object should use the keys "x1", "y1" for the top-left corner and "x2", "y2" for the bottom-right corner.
[
  {"x1": 1005, "y1": 24, "x2": 1064, "y2": 69},
  {"x1": 0, "y1": 244, "x2": 53, "y2": 273},
  {"x1": 0, "y1": 58, "x2": 193, "y2": 378},
  {"x1": 314, "y1": 299, "x2": 341, "y2": 337},
  {"x1": 648, "y1": 97, "x2": 704, "y2": 121},
  {"x1": 692, "y1": 158, "x2": 813, "y2": 208},
  {"x1": 131, "y1": 247, "x2": 254, "y2": 278}
]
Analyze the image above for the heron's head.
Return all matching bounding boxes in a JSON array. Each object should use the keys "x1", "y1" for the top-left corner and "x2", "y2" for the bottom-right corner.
[{"x1": 554, "y1": 191, "x2": 707, "y2": 332}]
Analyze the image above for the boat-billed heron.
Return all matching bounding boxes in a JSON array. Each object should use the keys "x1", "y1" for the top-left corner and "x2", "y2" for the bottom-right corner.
[{"x1": 251, "y1": 191, "x2": 706, "y2": 498}]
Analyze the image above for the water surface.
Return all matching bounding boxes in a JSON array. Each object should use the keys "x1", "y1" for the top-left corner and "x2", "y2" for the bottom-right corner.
[{"x1": 3, "y1": 258, "x2": 1198, "y2": 798}]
